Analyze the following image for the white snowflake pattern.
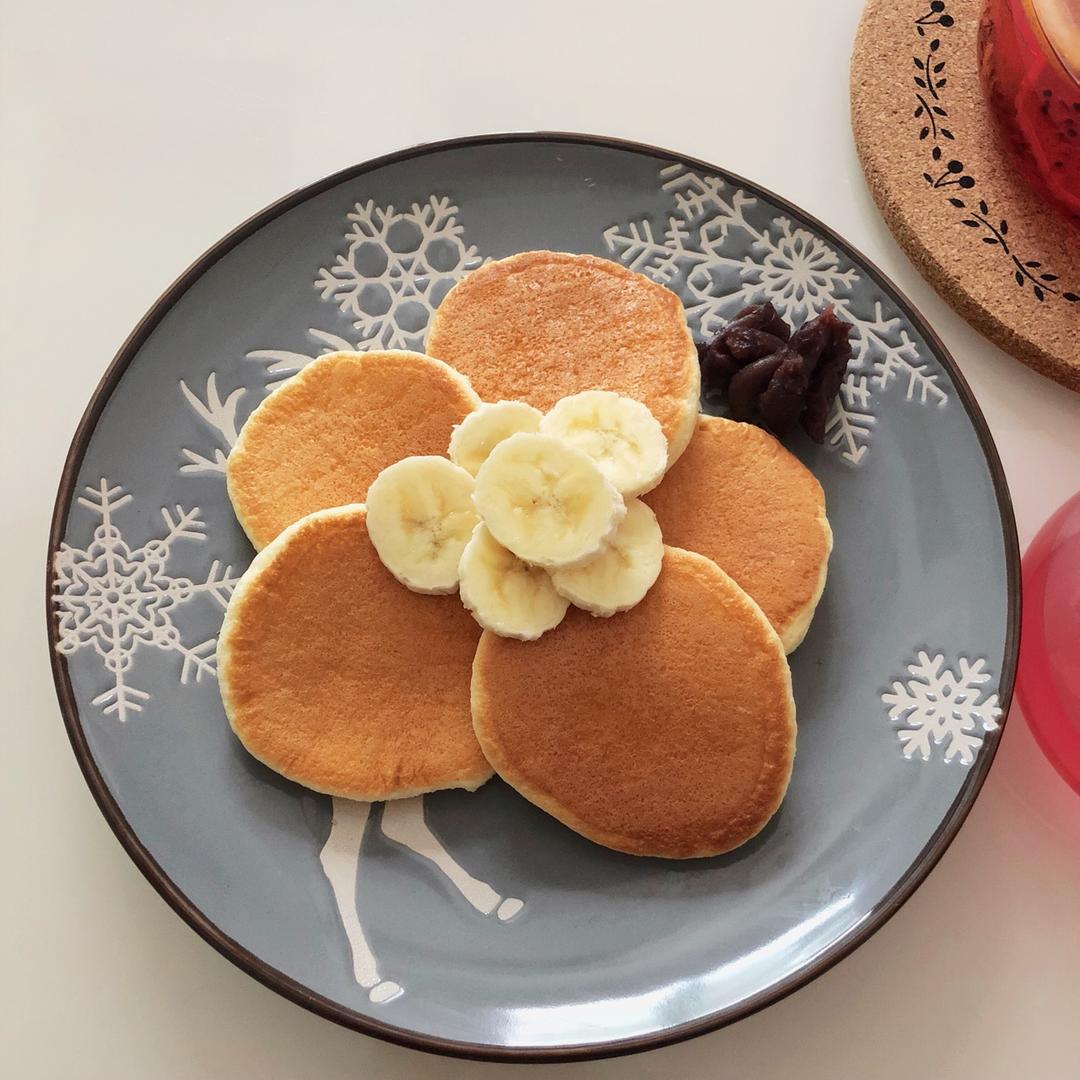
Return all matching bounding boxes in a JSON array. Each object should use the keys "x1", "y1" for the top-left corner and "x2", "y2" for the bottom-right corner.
[
  {"x1": 53, "y1": 483, "x2": 522, "y2": 1001},
  {"x1": 605, "y1": 163, "x2": 949, "y2": 465},
  {"x1": 825, "y1": 373, "x2": 876, "y2": 461},
  {"x1": 314, "y1": 195, "x2": 484, "y2": 350},
  {"x1": 882, "y1": 651, "x2": 1002, "y2": 764},
  {"x1": 53, "y1": 479, "x2": 238, "y2": 721}
]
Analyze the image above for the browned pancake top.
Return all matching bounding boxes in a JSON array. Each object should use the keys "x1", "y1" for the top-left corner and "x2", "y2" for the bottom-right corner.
[
  {"x1": 471, "y1": 547, "x2": 795, "y2": 858},
  {"x1": 644, "y1": 415, "x2": 830, "y2": 651},
  {"x1": 219, "y1": 505, "x2": 489, "y2": 799},
  {"x1": 427, "y1": 251, "x2": 699, "y2": 460},
  {"x1": 226, "y1": 350, "x2": 478, "y2": 550}
]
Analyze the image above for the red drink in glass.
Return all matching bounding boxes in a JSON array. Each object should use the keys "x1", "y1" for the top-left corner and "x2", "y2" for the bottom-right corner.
[
  {"x1": 1016, "y1": 493, "x2": 1080, "y2": 795},
  {"x1": 978, "y1": 0, "x2": 1080, "y2": 222}
]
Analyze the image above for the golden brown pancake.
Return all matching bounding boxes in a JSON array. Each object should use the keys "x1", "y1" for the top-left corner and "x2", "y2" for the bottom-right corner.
[
  {"x1": 227, "y1": 350, "x2": 479, "y2": 550},
  {"x1": 471, "y1": 547, "x2": 795, "y2": 858},
  {"x1": 219, "y1": 505, "x2": 489, "y2": 799},
  {"x1": 644, "y1": 415, "x2": 831, "y2": 653},
  {"x1": 426, "y1": 251, "x2": 700, "y2": 465}
]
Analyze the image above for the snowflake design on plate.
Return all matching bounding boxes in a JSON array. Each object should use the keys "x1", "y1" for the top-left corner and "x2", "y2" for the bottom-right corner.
[
  {"x1": 53, "y1": 479, "x2": 238, "y2": 720},
  {"x1": 314, "y1": 195, "x2": 484, "y2": 351},
  {"x1": 882, "y1": 651, "x2": 1002, "y2": 764},
  {"x1": 605, "y1": 163, "x2": 949, "y2": 464},
  {"x1": 179, "y1": 194, "x2": 485, "y2": 476},
  {"x1": 53, "y1": 483, "x2": 523, "y2": 1002}
]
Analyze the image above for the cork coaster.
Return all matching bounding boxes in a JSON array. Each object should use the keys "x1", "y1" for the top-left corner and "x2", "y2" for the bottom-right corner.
[{"x1": 851, "y1": 0, "x2": 1079, "y2": 391}]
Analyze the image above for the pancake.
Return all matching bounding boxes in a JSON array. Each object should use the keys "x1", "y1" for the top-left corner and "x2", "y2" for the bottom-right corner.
[
  {"x1": 471, "y1": 547, "x2": 795, "y2": 858},
  {"x1": 426, "y1": 251, "x2": 700, "y2": 465},
  {"x1": 644, "y1": 415, "x2": 831, "y2": 653},
  {"x1": 227, "y1": 350, "x2": 479, "y2": 550},
  {"x1": 219, "y1": 504, "x2": 489, "y2": 800}
]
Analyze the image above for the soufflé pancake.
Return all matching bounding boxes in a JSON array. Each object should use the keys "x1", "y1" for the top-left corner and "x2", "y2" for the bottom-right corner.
[
  {"x1": 219, "y1": 505, "x2": 489, "y2": 800},
  {"x1": 644, "y1": 415, "x2": 831, "y2": 653},
  {"x1": 426, "y1": 251, "x2": 700, "y2": 464},
  {"x1": 227, "y1": 350, "x2": 479, "y2": 550},
  {"x1": 471, "y1": 547, "x2": 796, "y2": 858}
]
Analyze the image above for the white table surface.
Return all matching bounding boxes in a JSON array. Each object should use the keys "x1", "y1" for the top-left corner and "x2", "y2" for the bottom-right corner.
[{"x1": 4, "y1": 1, "x2": 1079, "y2": 1076}]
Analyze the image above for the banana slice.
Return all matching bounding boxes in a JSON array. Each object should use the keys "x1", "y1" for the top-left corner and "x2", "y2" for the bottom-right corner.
[
  {"x1": 365, "y1": 456, "x2": 479, "y2": 594},
  {"x1": 473, "y1": 432, "x2": 625, "y2": 569},
  {"x1": 551, "y1": 499, "x2": 664, "y2": 617},
  {"x1": 540, "y1": 390, "x2": 669, "y2": 497},
  {"x1": 459, "y1": 524, "x2": 569, "y2": 640},
  {"x1": 448, "y1": 400, "x2": 544, "y2": 476}
]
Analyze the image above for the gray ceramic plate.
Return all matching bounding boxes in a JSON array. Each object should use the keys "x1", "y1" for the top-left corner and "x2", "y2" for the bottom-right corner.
[{"x1": 48, "y1": 133, "x2": 1018, "y2": 1062}]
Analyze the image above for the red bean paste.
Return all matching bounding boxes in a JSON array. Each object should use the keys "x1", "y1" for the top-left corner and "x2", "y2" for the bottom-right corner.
[{"x1": 697, "y1": 303, "x2": 852, "y2": 441}]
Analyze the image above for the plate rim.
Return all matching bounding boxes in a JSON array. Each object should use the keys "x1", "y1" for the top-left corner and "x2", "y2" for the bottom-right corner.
[{"x1": 45, "y1": 131, "x2": 1021, "y2": 1064}]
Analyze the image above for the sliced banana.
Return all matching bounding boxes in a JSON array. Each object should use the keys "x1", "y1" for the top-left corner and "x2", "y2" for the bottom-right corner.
[
  {"x1": 365, "y1": 456, "x2": 479, "y2": 594},
  {"x1": 448, "y1": 400, "x2": 544, "y2": 476},
  {"x1": 540, "y1": 390, "x2": 669, "y2": 498},
  {"x1": 458, "y1": 524, "x2": 569, "y2": 640},
  {"x1": 473, "y1": 432, "x2": 625, "y2": 569},
  {"x1": 551, "y1": 499, "x2": 664, "y2": 617}
]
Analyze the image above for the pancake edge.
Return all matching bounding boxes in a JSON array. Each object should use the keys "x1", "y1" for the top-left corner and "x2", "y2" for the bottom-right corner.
[
  {"x1": 219, "y1": 502, "x2": 493, "y2": 800},
  {"x1": 470, "y1": 545, "x2": 796, "y2": 859},
  {"x1": 666, "y1": 358, "x2": 701, "y2": 468},
  {"x1": 779, "y1": 508, "x2": 833, "y2": 654},
  {"x1": 224, "y1": 350, "x2": 481, "y2": 552}
]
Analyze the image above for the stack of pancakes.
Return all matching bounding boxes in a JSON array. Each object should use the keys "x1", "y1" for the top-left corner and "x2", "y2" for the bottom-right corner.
[{"x1": 220, "y1": 251, "x2": 831, "y2": 858}]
